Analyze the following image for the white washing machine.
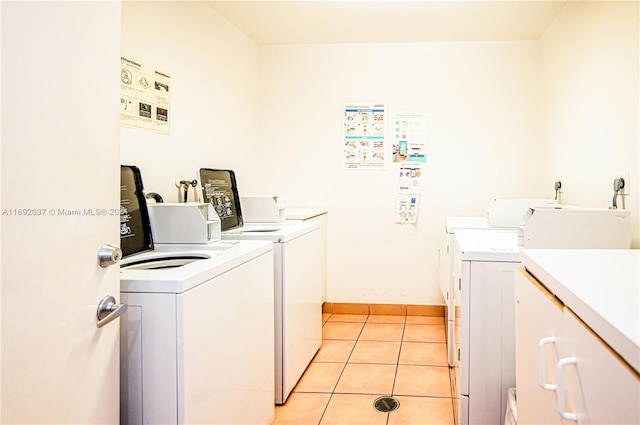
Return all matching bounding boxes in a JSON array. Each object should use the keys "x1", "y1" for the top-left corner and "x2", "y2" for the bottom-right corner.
[
  {"x1": 222, "y1": 221, "x2": 323, "y2": 404},
  {"x1": 198, "y1": 168, "x2": 323, "y2": 405},
  {"x1": 119, "y1": 166, "x2": 275, "y2": 425},
  {"x1": 453, "y1": 228, "x2": 521, "y2": 425}
]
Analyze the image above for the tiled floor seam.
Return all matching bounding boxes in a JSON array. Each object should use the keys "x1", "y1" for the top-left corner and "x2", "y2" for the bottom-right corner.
[
  {"x1": 389, "y1": 318, "x2": 406, "y2": 398},
  {"x1": 316, "y1": 313, "x2": 364, "y2": 425},
  {"x1": 384, "y1": 318, "x2": 406, "y2": 425},
  {"x1": 395, "y1": 317, "x2": 456, "y2": 421},
  {"x1": 357, "y1": 313, "x2": 394, "y2": 425},
  {"x1": 314, "y1": 313, "x2": 337, "y2": 425},
  {"x1": 316, "y1": 392, "x2": 332, "y2": 425},
  {"x1": 305, "y1": 313, "x2": 453, "y2": 424}
]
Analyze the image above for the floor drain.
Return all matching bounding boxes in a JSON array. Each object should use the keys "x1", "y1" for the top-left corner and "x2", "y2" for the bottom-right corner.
[{"x1": 373, "y1": 396, "x2": 400, "y2": 413}]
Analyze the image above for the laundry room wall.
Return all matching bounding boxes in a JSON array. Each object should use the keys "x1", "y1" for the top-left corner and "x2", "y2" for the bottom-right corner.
[
  {"x1": 258, "y1": 42, "x2": 544, "y2": 305},
  {"x1": 120, "y1": 1, "x2": 262, "y2": 202},
  {"x1": 539, "y1": 1, "x2": 640, "y2": 248},
  {"x1": 119, "y1": 0, "x2": 639, "y2": 308}
]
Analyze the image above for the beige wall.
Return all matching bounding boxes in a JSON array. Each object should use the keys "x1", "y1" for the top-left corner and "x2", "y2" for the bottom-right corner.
[
  {"x1": 120, "y1": 0, "x2": 262, "y2": 201},
  {"x1": 120, "y1": 1, "x2": 639, "y2": 306},
  {"x1": 259, "y1": 42, "x2": 544, "y2": 304},
  {"x1": 540, "y1": 1, "x2": 639, "y2": 247}
]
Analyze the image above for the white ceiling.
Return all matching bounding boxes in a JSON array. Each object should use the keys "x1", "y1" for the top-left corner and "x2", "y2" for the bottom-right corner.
[{"x1": 205, "y1": 0, "x2": 568, "y2": 45}]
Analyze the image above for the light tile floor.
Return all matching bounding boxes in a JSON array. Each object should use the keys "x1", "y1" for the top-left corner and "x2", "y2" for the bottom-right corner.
[{"x1": 272, "y1": 313, "x2": 456, "y2": 425}]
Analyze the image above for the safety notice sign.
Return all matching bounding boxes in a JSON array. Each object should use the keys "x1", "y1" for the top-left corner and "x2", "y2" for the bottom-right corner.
[
  {"x1": 120, "y1": 56, "x2": 171, "y2": 135},
  {"x1": 343, "y1": 103, "x2": 386, "y2": 169}
]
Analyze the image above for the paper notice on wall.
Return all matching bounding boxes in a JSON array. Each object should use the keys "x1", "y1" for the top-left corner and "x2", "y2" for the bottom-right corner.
[
  {"x1": 395, "y1": 165, "x2": 421, "y2": 224},
  {"x1": 343, "y1": 103, "x2": 386, "y2": 169},
  {"x1": 392, "y1": 112, "x2": 426, "y2": 163},
  {"x1": 120, "y1": 56, "x2": 171, "y2": 135}
]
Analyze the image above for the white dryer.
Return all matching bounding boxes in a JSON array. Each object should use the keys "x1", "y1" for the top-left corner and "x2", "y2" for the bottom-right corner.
[
  {"x1": 198, "y1": 168, "x2": 323, "y2": 405},
  {"x1": 285, "y1": 207, "x2": 328, "y2": 303},
  {"x1": 453, "y1": 228, "x2": 521, "y2": 425},
  {"x1": 439, "y1": 201, "x2": 573, "y2": 368},
  {"x1": 450, "y1": 208, "x2": 632, "y2": 425},
  {"x1": 438, "y1": 216, "x2": 489, "y2": 367},
  {"x1": 119, "y1": 166, "x2": 275, "y2": 425}
]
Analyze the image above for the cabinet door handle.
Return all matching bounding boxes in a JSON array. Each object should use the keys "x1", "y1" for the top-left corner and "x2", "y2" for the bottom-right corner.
[
  {"x1": 557, "y1": 357, "x2": 578, "y2": 421},
  {"x1": 539, "y1": 336, "x2": 558, "y2": 391}
]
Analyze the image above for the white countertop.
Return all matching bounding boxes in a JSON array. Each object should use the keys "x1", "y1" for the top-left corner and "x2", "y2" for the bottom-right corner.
[{"x1": 520, "y1": 249, "x2": 640, "y2": 373}]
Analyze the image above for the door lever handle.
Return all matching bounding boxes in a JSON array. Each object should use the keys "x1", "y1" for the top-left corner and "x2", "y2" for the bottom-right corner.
[{"x1": 96, "y1": 295, "x2": 128, "y2": 328}]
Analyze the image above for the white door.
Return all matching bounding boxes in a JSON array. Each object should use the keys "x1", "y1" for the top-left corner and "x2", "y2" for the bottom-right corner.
[{"x1": 1, "y1": 2, "x2": 122, "y2": 423}]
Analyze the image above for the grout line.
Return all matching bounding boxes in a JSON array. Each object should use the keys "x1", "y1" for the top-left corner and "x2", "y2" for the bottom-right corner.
[
  {"x1": 281, "y1": 313, "x2": 453, "y2": 425},
  {"x1": 385, "y1": 315, "x2": 408, "y2": 425},
  {"x1": 450, "y1": 366, "x2": 458, "y2": 425},
  {"x1": 389, "y1": 315, "x2": 406, "y2": 398},
  {"x1": 316, "y1": 311, "x2": 337, "y2": 425},
  {"x1": 316, "y1": 313, "x2": 368, "y2": 425}
]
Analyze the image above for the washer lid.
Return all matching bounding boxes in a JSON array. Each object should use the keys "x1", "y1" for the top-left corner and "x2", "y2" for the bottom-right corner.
[
  {"x1": 199, "y1": 168, "x2": 243, "y2": 231},
  {"x1": 120, "y1": 165, "x2": 153, "y2": 258},
  {"x1": 120, "y1": 242, "x2": 273, "y2": 294},
  {"x1": 121, "y1": 254, "x2": 208, "y2": 270},
  {"x1": 221, "y1": 220, "x2": 321, "y2": 242}
]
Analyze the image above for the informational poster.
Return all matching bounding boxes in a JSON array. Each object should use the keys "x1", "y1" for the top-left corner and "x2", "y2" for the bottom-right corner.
[
  {"x1": 392, "y1": 112, "x2": 427, "y2": 163},
  {"x1": 120, "y1": 56, "x2": 171, "y2": 135},
  {"x1": 343, "y1": 103, "x2": 386, "y2": 169},
  {"x1": 395, "y1": 165, "x2": 422, "y2": 224}
]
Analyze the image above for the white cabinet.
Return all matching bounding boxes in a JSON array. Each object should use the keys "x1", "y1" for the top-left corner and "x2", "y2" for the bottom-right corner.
[
  {"x1": 515, "y1": 263, "x2": 640, "y2": 425},
  {"x1": 559, "y1": 308, "x2": 639, "y2": 424},
  {"x1": 514, "y1": 269, "x2": 564, "y2": 425}
]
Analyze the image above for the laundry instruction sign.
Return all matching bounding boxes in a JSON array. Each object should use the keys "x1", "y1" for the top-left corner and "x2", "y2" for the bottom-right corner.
[
  {"x1": 392, "y1": 112, "x2": 427, "y2": 163},
  {"x1": 343, "y1": 103, "x2": 386, "y2": 169},
  {"x1": 120, "y1": 56, "x2": 171, "y2": 135},
  {"x1": 395, "y1": 165, "x2": 421, "y2": 224}
]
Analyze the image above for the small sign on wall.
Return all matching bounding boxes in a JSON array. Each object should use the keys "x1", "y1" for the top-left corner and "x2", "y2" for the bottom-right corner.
[
  {"x1": 120, "y1": 55, "x2": 171, "y2": 135},
  {"x1": 396, "y1": 165, "x2": 422, "y2": 224},
  {"x1": 392, "y1": 112, "x2": 427, "y2": 163},
  {"x1": 343, "y1": 103, "x2": 386, "y2": 169}
]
